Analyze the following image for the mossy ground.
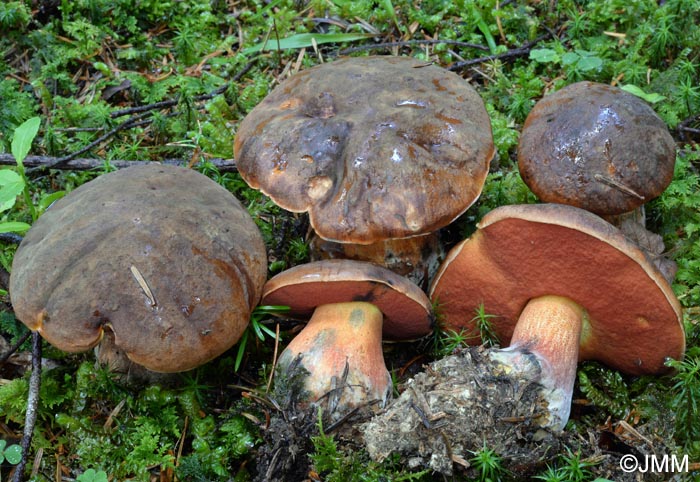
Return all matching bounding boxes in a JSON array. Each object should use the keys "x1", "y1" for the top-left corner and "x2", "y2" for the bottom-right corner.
[{"x1": 1, "y1": 0, "x2": 699, "y2": 480}]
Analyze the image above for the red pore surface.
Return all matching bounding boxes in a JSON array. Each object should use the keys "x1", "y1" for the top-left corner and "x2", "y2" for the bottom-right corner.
[
  {"x1": 430, "y1": 203, "x2": 684, "y2": 375},
  {"x1": 262, "y1": 259, "x2": 434, "y2": 340}
]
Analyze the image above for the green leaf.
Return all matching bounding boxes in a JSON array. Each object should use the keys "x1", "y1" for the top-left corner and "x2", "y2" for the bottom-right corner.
[
  {"x1": 0, "y1": 221, "x2": 31, "y2": 234},
  {"x1": 3, "y1": 443, "x2": 22, "y2": 465},
  {"x1": 380, "y1": 0, "x2": 401, "y2": 33},
  {"x1": 620, "y1": 84, "x2": 667, "y2": 104},
  {"x1": 0, "y1": 170, "x2": 25, "y2": 212},
  {"x1": 576, "y1": 55, "x2": 603, "y2": 71},
  {"x1": 561, "y1": 51, "x2": 581, "y2": 66},
  {"x1": 38, "y1": 190, "x2": 66, "y2": 214},
  {"x1": 77, "y1": 468, "x2": 109, "y2": 482},
  {"x1": 243, "y1": 32, "x2": 374, "y2": 54},
  {"x1": 529, "y1": 48, "x2": 560, "y2": 63},
  {"x1": 11, "y1": 116, "x2": 41, "y2": 165}
]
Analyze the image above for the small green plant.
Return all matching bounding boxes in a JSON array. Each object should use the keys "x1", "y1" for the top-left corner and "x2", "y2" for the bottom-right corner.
[
  {"x1": 556, "y1": 449, "x2": 596, "y2": 482},
  {"x1": 436, "y1": 328, "x2": 477, "y2": 356},
  {"x1": 0, "y1": 117, "x2": 65, "y2": 234},
  {"x1": 433, "y1": 302, "x2": 499, "y2": 356},
  {"x1": 472, "y1": 303, "x2": 499, "y2": 347},
  {"x1": 235, "y1": 305, "x2": 290, "y2": 372},
  {"x1": 668, "y1": 353, "x2": 700, "y2": 455},
  {"x1": 469, "y1": 441, "x2": 506, "y2": 482},
  {"x1": 577, "y1": 364, "x2": 632, "y2": 420},
  {"x1": 529, "y1": 47, "x2": 603, "y2": 80},
  {"x1": 309, "y1": 408, "x2": 429, "y2": 481},
  {"x1": 76, "y1": 468, "x2": 109, "y2": 482},
  {"x1": 0, "y1": 439, "x2": 22, "y2": 465}
]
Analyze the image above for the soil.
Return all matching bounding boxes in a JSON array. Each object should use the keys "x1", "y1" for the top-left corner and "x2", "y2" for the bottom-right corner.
[
  {"x1": 361, "y1": 346, "x2": 676, "y2": 481},
  {"x1": 253, "y1": 345, "x2": 678, "y2": 481}
]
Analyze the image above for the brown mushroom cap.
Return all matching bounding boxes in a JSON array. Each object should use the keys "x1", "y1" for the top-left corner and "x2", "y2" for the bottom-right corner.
[
  {"x1": 10, "y1": 164, "x2": 268, "y2": 373},
  {"x1": 518, "y1": 81, "x2": 676, "y2": 215},
  {"x1": 429, "y1": 203, "x2": 684, "y2": 375},
  {"x1": 234, "y1": 55, "x2": 494, "y2": 244},
  {"x1": 261, "y1": 259, "x2": 434, "y2": 340}
]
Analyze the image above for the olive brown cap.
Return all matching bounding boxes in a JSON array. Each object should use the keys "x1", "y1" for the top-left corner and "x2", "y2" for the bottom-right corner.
[
  {"x1": 234, "y1": 56, "x2": 494, "y2": 244},
  {"x1": 10, "y1": 164, "x2": 268, "y2": 373},
  {"x1": 429, "y1": 203, "x2": 684, "y2": 376},
  {"x1": 517, "y1": 81, "x2": 676, "y2": 215}
]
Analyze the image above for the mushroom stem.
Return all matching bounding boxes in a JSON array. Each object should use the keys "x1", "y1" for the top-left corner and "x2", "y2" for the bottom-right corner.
[
  {"x1": 276, "y1": 301, "x2": 392, "y2": 416},
  {"x1": 310, "y1": 233, "x2": 443, "y2": 290},
  {"x1": 490, "y1": 295, "x2": 585, "y2": 430}
]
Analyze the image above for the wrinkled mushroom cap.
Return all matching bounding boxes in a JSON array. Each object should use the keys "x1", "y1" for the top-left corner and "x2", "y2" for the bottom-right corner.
[
  {"x1": 429, "y1": 203, "x2": 684, "y2": 375},
  {"x1": 518, "y1": 81, "x2": 676, "y2": 215},
  {"x1": 261, "y1": 259, "x2": 434, "y2": 340},
  {"x1": 10, "y1": 164, "x2": 268, "y2": 373},
  {"x1": 234, "y1": 56, "x2": 494, "y2": 244}
]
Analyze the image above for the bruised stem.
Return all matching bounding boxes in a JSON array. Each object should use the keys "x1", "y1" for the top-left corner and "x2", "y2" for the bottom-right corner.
[
  {"x1": 277, "y1": 301, "x2": 392, "y2": 416},
  {"x1": 491, "y1": 295, "x2": 585, "y2": 430}
]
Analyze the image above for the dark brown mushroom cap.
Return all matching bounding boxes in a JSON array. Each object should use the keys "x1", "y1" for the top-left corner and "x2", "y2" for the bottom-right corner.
[
  {"x1": 9, "y1": 164, "x2": 268, "y2": 373},
  {"x1": 261, "y1": 259, "x2": 434, "y2": 340},
  {"x1": 518, "y1": 81, "x2": 676, "y2": 215},
  {"x1": 234, "y1": 55, "x2": 494, "y2": 244},
  {"x1": 429, "y1": 203, "x2": 684, "y2": 376}
]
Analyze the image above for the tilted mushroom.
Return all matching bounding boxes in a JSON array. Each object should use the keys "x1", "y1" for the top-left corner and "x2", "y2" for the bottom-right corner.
[
  {"x1": 429, "y1": 203, "x2": 684, "y2": 429},
  {"x1": 10, "y1": 164, "x2": 267, "y2": 375},
  {"x1": 261, "y1": 259, "x2": 433, "y2": 417},
  {"x1": 234, "y1": 55, "x2": 494, "y2": 287}
]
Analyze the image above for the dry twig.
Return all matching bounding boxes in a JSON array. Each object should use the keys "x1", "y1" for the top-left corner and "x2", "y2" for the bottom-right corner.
[
  {"x1": 0, "y1": 154, "x2": 237, "y2": 172},
  {"x1": 11, "y1": 332, "x2": 42, "y2": 482}
]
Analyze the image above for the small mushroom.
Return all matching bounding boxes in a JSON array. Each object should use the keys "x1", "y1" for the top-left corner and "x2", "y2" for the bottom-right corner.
[
  {"x1": 518, "y1": 81, "x2": 676, "y2": 216},
  {"x1": 10, "y1": 164, "x2": 268, "y2": 375},
  {"x1": 234, "y1": 56, "x2": 494, "y2": 287},
  {"x1": 429, "y1": 203, "x2": 684, "y2": 429},
  {"x1": 262, "y1": 259, "x2": 433, "y2": 416}
]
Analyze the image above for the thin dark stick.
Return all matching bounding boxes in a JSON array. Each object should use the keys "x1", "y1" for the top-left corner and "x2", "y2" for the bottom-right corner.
[
  {"x1": 11, "y1": 332, "x2": 42, "y2": 482},
  {"x1": 448, "y1": 33, "x2": 552, "y2": 72},
  {"x1": 0, "y1": 331, "x2": 32, "y2": 365},
  {"x1": 0, "y1": 154, "x2": 238, "y2": 172},
  {"x1": 109, "y1": 60, "x2": 255, "y2": 119},
  {"x1": 0, "y1": 233, "x2": 23, "y2": 244},
  {"x1": 27, "y1": 111, "x2": 153, "y2": 171},
  {"x1": 338, "y1": 39, "x2": 490, "y2": 55},
  {"x1": 26, "y1": 60, "x2": 256, "y2": 171},
  {"x1": 677, "y1": 112, "x2": 700, "y2": 141}
]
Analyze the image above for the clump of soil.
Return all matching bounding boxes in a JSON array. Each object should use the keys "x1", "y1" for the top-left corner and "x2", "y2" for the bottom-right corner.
[
  {"x1": 362, "y1": 345, "x2": 564, "y2": 476},
  {"x1": 361, "y1": 346, "x2": 681, "y2": 481}
]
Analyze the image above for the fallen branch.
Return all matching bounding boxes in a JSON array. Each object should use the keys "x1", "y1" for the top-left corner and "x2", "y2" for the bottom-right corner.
[
  {"x1": 11, "y1": 331, "x2": 42, "y2": 482},
  {"x1": 0, "y1": 331, "x2": 32, "y2": 366},
  {"x1": 109, "y1": 60, "x2": 255, "y2": 119},
  {"x1": 0, "y1": 154, "x2": 238, "y2": 172},
  {"x1": 22, "y1": 60, "x2": 256, "y2": 172},
  {"x1": 677, "y1": 112, "x2": 700, "y2": 142},
  {"x1": 448, "y1": 33, "x2": 553, "y2": 72}
]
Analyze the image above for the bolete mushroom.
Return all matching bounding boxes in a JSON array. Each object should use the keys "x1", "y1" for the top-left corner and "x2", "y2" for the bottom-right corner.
[
  {"x1": 10, "y1": 164, "x2": 267, "y2": 375},
  {"x1": 234, "y1": 55, "x2": 494, "y2": 287},
  {"x1": 429, "y1": 203, "x2": 684, "y2": 429},
  {"x1": 261, "y1": 259, "x2": 433, "y2": 416},
  {"x1": 517, "y1": 81, "x2": 679, "y2": 281},
  {"x1": 517, "y1": 81, "x2": 676, "y2": 216}
]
